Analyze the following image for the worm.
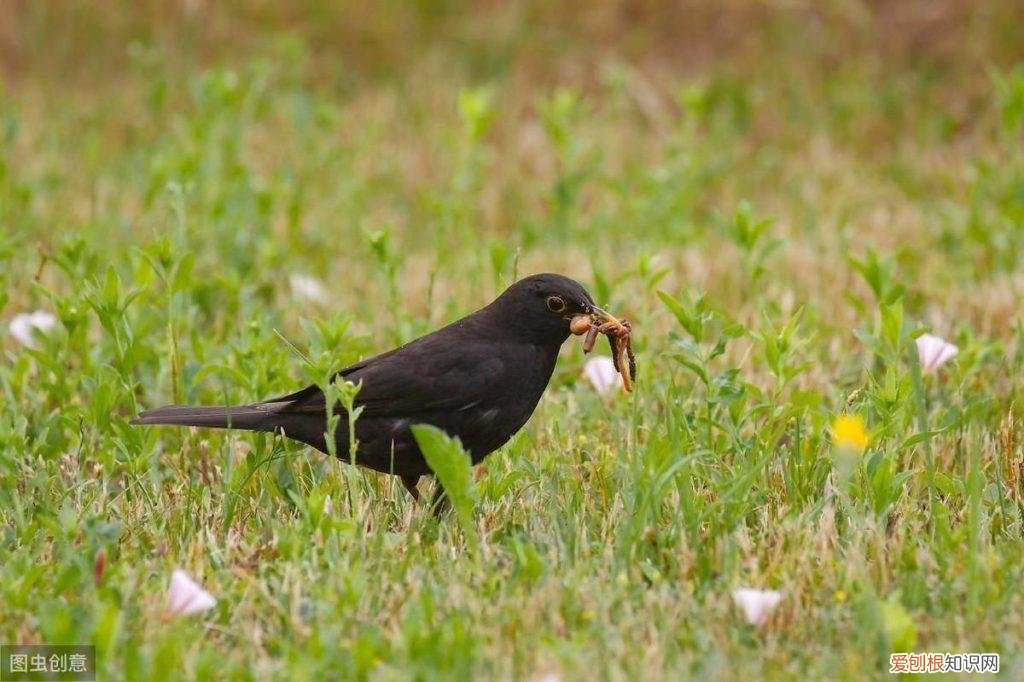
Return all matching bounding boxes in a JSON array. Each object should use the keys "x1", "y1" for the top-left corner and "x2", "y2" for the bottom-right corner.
[{"x1": 582, "y1": 324, "x2": 600, "y2": 353}]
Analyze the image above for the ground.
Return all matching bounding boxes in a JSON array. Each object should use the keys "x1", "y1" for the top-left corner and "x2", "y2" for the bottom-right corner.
[{"x1": 1, "y1": 2, "x2": 1023, "y2": 679}]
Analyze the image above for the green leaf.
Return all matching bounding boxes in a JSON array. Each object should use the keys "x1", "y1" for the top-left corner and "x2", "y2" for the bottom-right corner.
[
  {"x1": 880, "y1": 596, "x2": 917, "y2": 653},
  {"x1": 880, "y1": 298, "x2": 903, "y2": 352},
  {"x1": 670, "y1": 356, "x2": 709, "y2": 385},
  {"x1": 458, "y1": 85, "x2": 497, "y2": 142},
  {"x1": 412, "y1": 424, "x2": 479, "y2": 547},
  {"x1": 657, "y1": 290, "x2": 690, "y2": 331},
  {"x1": 932, "y1": 472, "x2": 959, "y2": 496}
]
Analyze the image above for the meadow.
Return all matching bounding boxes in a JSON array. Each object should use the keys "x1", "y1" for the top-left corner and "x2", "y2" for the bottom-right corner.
[{"x1": 2, "y1": 2, "x2": 1024, "y2": 679}]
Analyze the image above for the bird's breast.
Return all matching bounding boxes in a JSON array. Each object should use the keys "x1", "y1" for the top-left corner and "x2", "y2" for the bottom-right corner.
[{"x1": 457, "y1": 343, "x2": 559, "y2": 460}]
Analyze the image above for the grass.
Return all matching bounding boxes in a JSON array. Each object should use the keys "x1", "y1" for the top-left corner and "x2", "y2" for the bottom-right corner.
[{"x1": 2, "y1": 2, "x2": 1024, "y2": 679}]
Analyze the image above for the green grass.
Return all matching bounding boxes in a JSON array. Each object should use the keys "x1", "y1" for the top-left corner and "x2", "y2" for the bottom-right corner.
[{"x1": 2, "y1": 2, "x2": 1024, "y2": 679}]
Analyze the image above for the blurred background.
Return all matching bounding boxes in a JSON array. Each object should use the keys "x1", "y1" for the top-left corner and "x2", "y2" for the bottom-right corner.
[
  {"x1": 2, "y1": 0, "x2": 1023, "y2": 365},
  {"x1": 4, "y1": 1, "x2": 1022, "y2": 89}
]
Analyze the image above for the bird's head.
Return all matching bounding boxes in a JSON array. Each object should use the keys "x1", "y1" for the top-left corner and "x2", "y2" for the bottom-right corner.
[{"x1": 486, "y1": 273, "x2": 617, "y2": 345}]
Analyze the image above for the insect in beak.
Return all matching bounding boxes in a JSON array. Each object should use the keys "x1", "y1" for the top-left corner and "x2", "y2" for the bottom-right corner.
[{"x1": 569, "y1": 305, "x2": 637, "y2": 392}]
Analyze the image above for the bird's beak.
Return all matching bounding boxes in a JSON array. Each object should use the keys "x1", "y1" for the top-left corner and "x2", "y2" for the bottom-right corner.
[
  {"x1": 589, "y1": 305, "x2": 622, "y2": 326},
  {"x1": 570, "y1": 304, "x2": 623, "y2": 336}
]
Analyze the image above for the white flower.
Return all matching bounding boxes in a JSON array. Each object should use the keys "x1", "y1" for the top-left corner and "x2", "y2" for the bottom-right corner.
[
  {"x1": 732, "y1": 588, "x2": 782, "y2": 627},
  {"x1": 8, "y1": 311, "x2": 58, "y2": 347},
  {"x1": 323, "y1": 495, "x2": 334, "y2": 515},
  {"x1": 289, "y1": 273, "x2": 329, "y2": 303},
  {"x1": 916, "y1": 333, "x2": 958, "y2": 373},
  {"x1": 582, "y1": 356, "x2": 621, "y2": 395},
  {"x1": 167, "y1": 568, "x2": 217, "y2": 616}
]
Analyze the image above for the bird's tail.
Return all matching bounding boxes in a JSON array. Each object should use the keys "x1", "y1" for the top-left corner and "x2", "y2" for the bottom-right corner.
[{"x1": 131, "y1": 403, "x2": 284, "y2": 430}]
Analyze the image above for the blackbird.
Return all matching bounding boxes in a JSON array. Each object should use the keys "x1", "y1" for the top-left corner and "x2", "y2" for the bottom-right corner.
[{"x1": 133, "y1": 273, "x2": 619, "y2": 501}]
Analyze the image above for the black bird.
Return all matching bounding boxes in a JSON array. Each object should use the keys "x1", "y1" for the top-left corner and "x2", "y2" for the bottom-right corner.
[{"x1": 133, "y1": 273, "x2": 618, "y2": 501}]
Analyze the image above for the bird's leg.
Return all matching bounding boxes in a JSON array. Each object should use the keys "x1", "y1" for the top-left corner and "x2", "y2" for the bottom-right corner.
[
  {"x1": 428, "y1": 479, "x2": 451, "y2": 517},
  {"x1": 400, "y1": 475, "x2": 421, "y2": 502}
]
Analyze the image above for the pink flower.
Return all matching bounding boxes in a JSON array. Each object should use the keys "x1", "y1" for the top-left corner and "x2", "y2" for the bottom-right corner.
[
  {"x1": 732, "y1": 588, "x2": 782, "y2": 627},
  {"x1": 582, "y1": 356, "x2": 622, "y2": 395},
  {"x1": 916, "y1": 333, "x2": 958, "y2": 373},
  {"x1": 167, "y1": 569, "x2": 217, "y2": 616}
]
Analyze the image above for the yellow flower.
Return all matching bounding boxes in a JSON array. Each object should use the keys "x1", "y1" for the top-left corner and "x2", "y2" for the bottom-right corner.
[{"x1": 832, "y1": 415, "x2": 870, "y2": 452}]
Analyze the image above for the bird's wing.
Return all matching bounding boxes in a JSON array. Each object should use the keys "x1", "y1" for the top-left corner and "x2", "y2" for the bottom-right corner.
[{"x1": 270, "y1": 337, "x2": 506, "y2": 418}]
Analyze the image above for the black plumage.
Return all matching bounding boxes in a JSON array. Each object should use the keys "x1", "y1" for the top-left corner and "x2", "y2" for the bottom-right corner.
[{"x1": 133, "y1": 273, "x2": 604, "y2": 500}]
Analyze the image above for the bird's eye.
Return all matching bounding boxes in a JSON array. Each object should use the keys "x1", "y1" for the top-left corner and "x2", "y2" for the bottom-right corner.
[{"x1": 546, "y1": 295, "x2": 567, "y2": 313}]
